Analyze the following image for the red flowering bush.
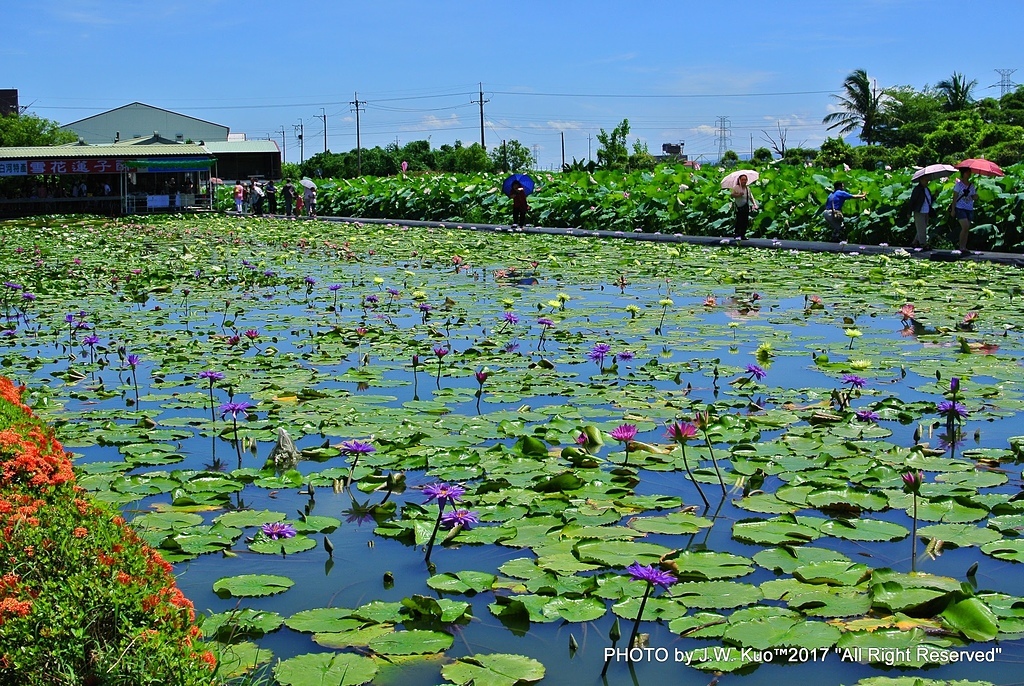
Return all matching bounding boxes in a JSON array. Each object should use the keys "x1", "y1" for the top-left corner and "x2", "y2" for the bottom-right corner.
[{"x1": 0, "y1": 377, "x2": 216, "y2": 685}]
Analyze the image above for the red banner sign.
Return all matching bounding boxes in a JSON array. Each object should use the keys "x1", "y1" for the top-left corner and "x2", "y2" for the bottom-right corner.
[{"x1": 0, "y1": 159, "x2": 129, "y2": 176}]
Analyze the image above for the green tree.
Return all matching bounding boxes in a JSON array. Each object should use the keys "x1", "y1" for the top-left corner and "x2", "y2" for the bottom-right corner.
[
  {"x1": 596, "y1": 119, "x2": 630, "y2": 170},
  {"x1": 936, "y1": 72, "x2": 978, "y2": 112},
  {"x1": 752, "y1": 147, "x2": 774, "y2": 164},
  {"x1": 490, "y1": 140, "x2": 533, "y2": 172},
  {"x1": 435, "y1": 141, "x2": 491, "y2": 173},
  {"x1": 874, "y1": 86, "x2": 943, "y2": 148},
  {"x1": 822, "y1": 69, "x2": 887, "y2": 145},
  {"x1": 719, "y1": 150, "x2": 739, "y2": 167},
  {"x1": 300, "y1": 151, "x2": 347, "y2": 179},
  {"x1": 629, "y1": 139, "x2": 656, "y2": 171},
  {"x1": 815, "y1": 137, "x2": 854, "y2": 168},
  {"x1": 398, "y1": 140, "x2": 435, "y2": 171},
  {"x1": 0, "y1": 113, "x2": 77, "y2": 147}
]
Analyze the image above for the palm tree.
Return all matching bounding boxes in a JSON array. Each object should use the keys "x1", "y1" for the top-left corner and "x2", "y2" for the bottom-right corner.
[
  {"x1": 936, "y1": 72, "x2": 978, "y2": 111},
  {"x1": 822, "y1": 69, "x2": 888, "y2": 145}
]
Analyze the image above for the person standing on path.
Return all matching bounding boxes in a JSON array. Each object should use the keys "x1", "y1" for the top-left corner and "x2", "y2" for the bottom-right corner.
[
  {"x1": 265, "y1": 180, "x2": 277, "y2": 216},
  {"x1": 510, "y1": 181, "x2": 529, "y2": 227},
  {"x1": 909, "y1": 177, "x2": 935, "y2": 249},
  {"x1": 233, "y1": 181, "x2": 245, "y2": 214},
  {"x1": 304, "y1": 184, "x2": 317, "y2": 219},
  {"x1": 820, "y1": 181, "x2": 866, "y2": 242},
  {"x1": 731, "y1": 174, "x2": 758, "y2": 240},
  {"x1": 950, "y1": 169, "x2": 979, "y2": 253},
  {"x1": 283, "y1": 180, "x2": 296, "y2": 217}
]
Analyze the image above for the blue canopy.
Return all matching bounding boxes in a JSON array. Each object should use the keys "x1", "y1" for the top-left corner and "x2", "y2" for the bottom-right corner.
[{"x1": 502, "y1": 173, "x2": 535, "y2": 196}]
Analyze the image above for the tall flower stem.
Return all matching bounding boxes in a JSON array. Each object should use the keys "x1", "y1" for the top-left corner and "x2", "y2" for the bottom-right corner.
[
  {"x1": 680, "y1": 442, "x2": 710, "y2": 509},
  {"x1": 424, "y1": 503, "x2": 446, "y2": 563},
  {"x1": 627, "y1": 582, "x2": 653, "y2": 653},
  {"x1": 701, "y1": 429, "x2": 728, "y2": 496},
  {"x1": 911, "y1": 491, "x2": 918, "y2": 573}
]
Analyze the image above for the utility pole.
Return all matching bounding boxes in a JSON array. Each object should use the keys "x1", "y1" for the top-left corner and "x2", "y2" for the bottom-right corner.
[
  {"x1": 994, "y1": 69, "x2": 1018, "y2": 97},
  {"x1": 715, "y1": 116, "x2": 731, "y2": 162},
  {"x1": 560, "y1": 132, "x2": 565, "y2": 170},
  {"x1": 278, "y1": 126, "x2": 286, "y2": 165},
  {"x1": 317, "y1": 107, "x2": 328, "y2": 153},
  {"x1": 587, "y1": 134, "x2": 592, "y2": 163},
  {"x1": 350, "y1": 92, "x2": 365, "y2": 175},
  {"x1": 531, "y1": 144, "x2": 540, "y2": 168},
  {"x1": 472, "y1": 82, "x2": 489, "y2": 149},
  {"x1": 293, "y1": 120, "x2": 304, "y2": 164}
]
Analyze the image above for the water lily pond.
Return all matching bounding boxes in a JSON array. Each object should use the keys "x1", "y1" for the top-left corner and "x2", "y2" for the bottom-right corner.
[{"x1": 3, "y1": 215, "x2": 1024, "y2": 686}]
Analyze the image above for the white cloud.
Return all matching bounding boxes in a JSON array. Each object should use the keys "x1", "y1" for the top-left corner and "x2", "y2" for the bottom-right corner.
[
  {"x1": 419, "y1": 114, "x2": 461, "y2": 130},
  {"x1": 692, "y1": 124, "x2": 718, "y2": 135}
]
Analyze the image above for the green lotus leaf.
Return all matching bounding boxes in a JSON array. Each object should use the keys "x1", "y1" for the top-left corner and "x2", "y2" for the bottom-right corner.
[
  {"x1": 732, "y1": 515, "x2": 823, "y2": 546},
  {"x1": 667, "y1": 611, "x2": 728, "y2": 638},
  {"x1": 917, "y1": 523, "x2": 1002, "y2": 548},
  {"x1": 670, "y1": 550, "x2": 755, "y2": 580},
  {"x1": 273, "y1": 652, "x2": 377, "y2": 686},
  {"x1": 369, "y1": 629, "x2": 454, "y2": 655},
  {"x1": 210, "y1": 641, "x2": 272, "y2": 678},
  {"x1": 611, "y1": 595, "x2": 687, "y2": 621},
  {"x1": 427, "y1": 570, "x2": 498, "y2": 594},
  {"x1": 626, "y1": 511, "x2": 713, "y2": 535},
  {"x1": 441, "y1": 653, "x2": 545, "y2": 686},
  {"x1": 574, "y1": 539, "x2": 674, "y2": 567},
  {"x1": 213, "y1": 574, "x2": 294, "y2": 598},
  {"x1": 669, "y1": 581, "x2": 762, "y2": 609},
  {"x1": 753, "y1": 546, "x2": 852, "y2": 574},
  {"x1": 312, "y1": 624, "x2": 395, "y2": 648},
  {"x1": 213, "y1": 509, "x2": 286, "y2": 528},
  {"x1": 248, "y1": 534, "x2": 317, "y2": 555},
  {"x1": 940, "y1": 597, "x2": 999, "y2": 641},
  {"x1": 819, "y1": 517, "x2": 908, "y2": 542},
  {"x1": 792, "y1": 560, "x2": 873, "y2": 586},
  {"x1": 982, "y1": 537, "x2": 1024, "y2": 562},
  {"x1": 201, "y1": 608, "x2": 284, "y2": 638},
  {"x1": 284, "y1": 607, "x2": 360, "y2": 633},
  {"x1": 352, "y1": 601, "x2": 406, "y2": 624}
]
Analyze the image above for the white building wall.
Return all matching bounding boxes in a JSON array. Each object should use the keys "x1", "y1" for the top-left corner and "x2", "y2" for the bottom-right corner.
[{"x1": 62, "y1": 103, "x2": 229, "y2": 144}]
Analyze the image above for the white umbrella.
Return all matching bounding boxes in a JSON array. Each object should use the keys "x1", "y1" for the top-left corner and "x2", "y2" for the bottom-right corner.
[
  {"x1": 721, "y1": 169, "x2": 759, "y2": 189},
  {"x1": 299, "y1": 178, "x2": 317, "y2": 189},
  {"x1": 911, "y1": 164, "x2": 958, "y2": 183}
]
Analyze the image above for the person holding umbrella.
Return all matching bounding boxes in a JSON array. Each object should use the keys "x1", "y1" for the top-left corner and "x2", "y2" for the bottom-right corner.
[
  {"x1": 502, "y1": 173, "x2": 535, "y2": 227},
  {"x1": 723, "y1": 170, "x2": 758, "y2": 240},
  {"x1": 908, "y1": 164, "x2": 956, "y2": 250},
  {"x1": 951, "y1": 168, "x2": 979, "y2": 253}
]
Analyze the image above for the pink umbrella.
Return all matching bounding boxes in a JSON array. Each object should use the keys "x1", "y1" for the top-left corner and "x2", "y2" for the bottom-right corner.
[
  {"x1": 956, "y1": 159, "x2": 1004, "y2": 177},
  {"x1": 911, "y1": 164, "x2": 957, "y2": 183}
]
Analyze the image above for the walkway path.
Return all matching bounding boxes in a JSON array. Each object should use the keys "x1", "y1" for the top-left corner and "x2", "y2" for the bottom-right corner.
[{"x1": 249, "y1": 212, "x2": 1024, "y2": 268}]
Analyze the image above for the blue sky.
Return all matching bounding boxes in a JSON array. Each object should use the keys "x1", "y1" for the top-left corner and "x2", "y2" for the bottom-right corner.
[{"x1": 4, "y1": 0, "x2": 1020, "y2": 168}]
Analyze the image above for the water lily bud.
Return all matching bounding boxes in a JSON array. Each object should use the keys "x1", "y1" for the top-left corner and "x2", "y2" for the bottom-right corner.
[
  {"x1": 950, "y1": 377, "x2": 960, "y2": 393},
  {"x1": 609, "y1": 617, "x2": 621, "y2": 642}
]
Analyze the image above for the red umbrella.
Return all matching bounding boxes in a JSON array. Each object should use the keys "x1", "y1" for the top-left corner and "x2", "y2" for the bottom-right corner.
[{"x1": 956, "y1": 159, "x2": 1004, "y2": 177}]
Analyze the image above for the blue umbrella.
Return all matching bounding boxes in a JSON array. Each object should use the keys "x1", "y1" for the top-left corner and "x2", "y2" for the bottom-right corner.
[{"x1": 502, "y1": 173, "x2": 535, "y2": 197}]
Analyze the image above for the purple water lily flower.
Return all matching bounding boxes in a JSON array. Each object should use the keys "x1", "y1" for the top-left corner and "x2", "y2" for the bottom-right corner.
[
  {"x1": 440, "y1": 509, "x2": 479, "y2": 530},
  {"x1": 610, "y1": 424, "x2": 638, "y2": 443},
  {"x1": 616, "y1": 350, "x2": 634, "y2": 362},
  {"x1": 745, "y1": 364, "x2": 767, "y2": 381},
  {"x1": 219, "y1": 401, "x2": 252, "y2": 419},
  {"x1": 502, "y1": 311, "x2": 520, "y2": 325},
  {"x1": 855, "y1": 409, "x2": 880, "y2": 422},
  {"x1": 587, "y1": 343, "x2": 613, "y2": 367},
  {"x1": 261, "y1": 521, "x2": 297, "y2": 540},
  {"x1": 198, "y1": 370, "x2": 225, "y2": 381},
  {"x1": 126, "y1": 354, "x2": 141, "y2": 368},
  {"x1": 625, "y1": 562, "x2": 677, "y2": 588},
  {"x1": 340, "y1": 439, "x2": 375, "y2": 456},
  {"x1": 423, "y1": 482, "x2": 466, "y2": 507},
  {"x1": 841, "y1": 374, "x2": 867, "y2": 389},
  {"x1": 936, "y1": 400, "x2": 969, "y2": 419}
]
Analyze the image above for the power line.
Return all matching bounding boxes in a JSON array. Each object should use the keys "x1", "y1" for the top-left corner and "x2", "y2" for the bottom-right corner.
[{"x1": 491, "y1": 89, "x2": 835, "y2": 99}]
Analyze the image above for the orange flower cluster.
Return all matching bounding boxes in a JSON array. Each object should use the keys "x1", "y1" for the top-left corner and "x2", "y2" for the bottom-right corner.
[{"x1": 0, "y1": 375, "x2": 215, "y2": 676}]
